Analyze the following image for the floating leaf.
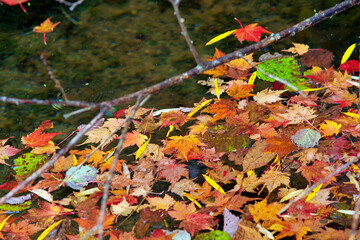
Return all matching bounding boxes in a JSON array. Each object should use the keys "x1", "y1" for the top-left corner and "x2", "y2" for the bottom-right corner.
[
  {"x1": 341, "y1": 43, "x2": 356, "y2": 64},
  {"x1": 257, "y1": 57, "x2": 308, "y2": 90},
  {"x1": 202, "y1": 174, "x2": 226, "y2": 195},
  {"x1": 65, "y1": 166, "x2": 97, "y2": 190},
  {"x1": 205, "y1": 30, "x2": 236, "y2": 46},
  {"x1": 290, "y1": 128, "x2": 321, "y2": 149},
  {"x1": 13, "y1": 153, "x2": 48, "y2": 176},
  {"x1": 37, "y1": 220, "x2": 62, "y2": 240}
]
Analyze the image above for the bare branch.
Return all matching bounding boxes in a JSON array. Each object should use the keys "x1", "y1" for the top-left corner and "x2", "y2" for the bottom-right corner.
[
  {"x1": 55, "y1": 0, "x2": 85, "y2": 11},
  {"x1": 169, "y1": 0, "x2": 203, "y2": 66},
  {"x1": 40, "y1": 52, "x2": 69, "y2": 102}
]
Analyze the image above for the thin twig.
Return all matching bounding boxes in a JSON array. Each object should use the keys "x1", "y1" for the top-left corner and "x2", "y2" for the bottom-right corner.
[
  {"x1": 169, "y1": 0, "x2": 203, "y2": 66},
  {"x1": 40, "y1": 53, "x2": 69, "y2": 102},
  {"x1": 278, "y1": 154, "x2": 360, "y2": 215},
  {"x1": 96, "y1": 94, "x2": 150, "y2": 240},
  {"x1": 55, "y1": 0, "x2": 85, "y2": 11},
  {"x1": 0, "y1": 105, "x2": 111, "y2": 205}
]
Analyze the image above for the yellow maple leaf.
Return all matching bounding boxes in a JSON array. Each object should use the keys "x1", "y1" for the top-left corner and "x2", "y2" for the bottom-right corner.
[
  {"x1": 282, "y1": 42, "x2": 309, "y2": 56},
  {"x1": 226, "y1": 53, "x2": 254, "y2": 71},
  {"x1": 146, "y1": 194, "x2": 176, "y2": 211},
  {"x1": 248, "y1": 198, "x2": 283, "y2": 227},
  {"x1": 319, "y1": 120, "x2": 341, "y2": 137}
]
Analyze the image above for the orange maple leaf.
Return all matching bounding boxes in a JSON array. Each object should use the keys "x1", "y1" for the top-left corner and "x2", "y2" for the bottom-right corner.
[
  {"x1": 226, "y1": 82, "x2": 255, "y2": 100},
  {"x1": 22, "y1": 128, "x2": 63, "y2": 148},
  {"x1": 163, "y1": 134, "x2": 205, "y2": 160},
  {"x1": 233, "y1": 19, "x2": 271, "y2": 43},
  {"x1": 203, "y1": 99, "x2": 238, "y2": 122},
  {"x1": 33, "y1": 17, "x2": 60, "y2": 45},
  {"x1": 271, "y1": 219, "x2": 311, "y2": 240},
  {"x1": 319, "y1": 120, "x2": 341, "y2": 137},
  {"x1": 203, "y1": 48, "x2": 228, "y2": 77}
]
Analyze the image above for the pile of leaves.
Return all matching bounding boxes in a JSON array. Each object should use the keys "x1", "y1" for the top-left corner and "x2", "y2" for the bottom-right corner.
[{"x1": 1, "y1": 16, "x2": 360, "y2": 239}]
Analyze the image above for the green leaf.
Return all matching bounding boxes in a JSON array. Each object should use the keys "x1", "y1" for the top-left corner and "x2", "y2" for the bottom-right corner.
[
  {"x1": 194, "y1": 230, "x2": 231, "y2": 240},
  {"x1": 257, "y1": 57, "x2": 308, "y2": 90},
  {"x1": 65, "y1": 166, "x2": 97, "y2": 190},
  {"x1": 290, "y1": 128, "x2": 321, "y2": 148},
  {"x1": 13, "y1": 153, "x2": 48, "y2": 176}
]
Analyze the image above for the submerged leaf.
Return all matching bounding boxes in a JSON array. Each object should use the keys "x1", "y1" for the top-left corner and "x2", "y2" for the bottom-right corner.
[{"x1": 65, "y1": 166, "x2": 97, "y2": 190}]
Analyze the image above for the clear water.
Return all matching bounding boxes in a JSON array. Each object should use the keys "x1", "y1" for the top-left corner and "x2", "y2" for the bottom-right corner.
[{"x1": 0, "y1": 0, "x2": 359, "y2": 138}]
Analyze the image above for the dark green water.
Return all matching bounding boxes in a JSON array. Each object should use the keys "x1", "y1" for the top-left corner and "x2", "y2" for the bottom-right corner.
[{"x1": 0, "y1": 0, "x2": 359, "y2": 138}]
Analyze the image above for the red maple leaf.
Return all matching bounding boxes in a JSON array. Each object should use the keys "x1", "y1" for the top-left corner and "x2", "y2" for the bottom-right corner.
[
  {"x1": 287, "y1": 198, "x2": 320, "y2": 219},
  {"x1": 22, "y1": 128, "x2": 64, "y2": 148},
  {"x1": 233, "y1": 19, "x2": 271, "y2": 43},
  {"x1": 1, "y1": 0, "x2": 29, "y2": 12},
  {"x1": 339, "y1": 60, "x2": 360, "y2": 74}
]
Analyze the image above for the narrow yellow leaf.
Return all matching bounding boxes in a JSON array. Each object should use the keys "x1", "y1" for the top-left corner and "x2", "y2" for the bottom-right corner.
[
  {"x1": 183, "y1": 192, "x2": 202, "y2": 208},
  {"x1": 0, "y1": 214, "x2": 13, "y2": 231},
  {"x1": 280, "y1": 189, "x2": 303, "y2": 203},
  {"x1": 37, "y1": 220, "x2": 62, "y2": 240},
  {"x1": 342, "y1": 112, "x2": 360, "y2": 120},
  {"x1": 214, "y1": 78, "x2": 220, "y2": 100},
  {"x1": 136, "y1": 135, "x2": 151, "y2": 159},
  {"x1": 187, "y1": 99, "x2": 212, "y2": 117},
  {"x1": 166, "y1": 125, "x2": 174, "y2": 137},
  {"x1": 202, "y1": 174, "x2": 226, "y2": 195},
  {"x1": 205, "y1": 29, "x2": 236, "y2": 46},
  {"x1": 302, "y1": 87, "x2": 326, "y2": 92},
  {"x1": 341, "y1": 43, "x2": 356, "y2": 64},
  {"x1": 306, "y1": 183, "x2": 323, "y2": 202},
  {"x1": 73, "y1": 155, "x2": 78, "y2": 165},
  {"x1": 248, "y1": 71, "x2": 257, "y2": 85}
]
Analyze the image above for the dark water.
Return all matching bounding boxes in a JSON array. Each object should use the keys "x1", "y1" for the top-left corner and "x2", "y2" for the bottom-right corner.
[{"x1": 0, "y1": 0, "x2": 359, "y2": 138}]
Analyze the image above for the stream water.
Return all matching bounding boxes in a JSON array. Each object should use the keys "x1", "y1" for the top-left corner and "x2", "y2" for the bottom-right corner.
[{"x1": 0, "y1": 0, "x2": 359, "y2": 139}]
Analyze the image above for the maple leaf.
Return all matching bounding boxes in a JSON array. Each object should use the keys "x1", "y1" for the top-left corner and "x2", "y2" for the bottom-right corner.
[
  {"x1": 0, "y1": 137, "x2": 21, "y2": 165},
  {"x1": 74, "y1": 208, "x2": 115, "y2": 230},
  {"x1": 276, "y1": 104, "x2": 317, "y2": 126},
  {"x1": 203, "y1": 99, "x2": 238, "y2": 122},
  {"x1": 297, "y1": 160, "x2": 336, "y2": 186},
  {"x1": 163, "y1": 134, "x2": 205, "y2": 160},
  {"x1": 232, "y1": 19, "x2": 271, "y2": 43},
  {"x1": 159, "y1": 110, "x2": 190, "y2": 129},
  {"x1": 287, "y1": 198, "x2": 320, "y2": 219},
  {"x1": 253, "y1": 88, "x2": 286, "y2": 105},
  {"x1": 1, "y1": 219, "x2": 43, "y2": 240},
  {"x1": 168, "y1": 202, "x2": 213, "y2": 236},
  {"x1": 270, "y1": 219, "x2": 311, "y2": 240},
  {"x1": 339, "y1": 60, "x2": 360, "y2": 74},
  {"x1": 1, "y1": 0, "x2": 29, "y2": 12},
  {"x1": 259, "y1": 167, "x2": 290, "y2": 193},
  {"x1": 319, "y1": 120, "x2": 341, "y2": 137},
  {"x1": 33, "y1": 18, "x2": 60, "y2": 45},
  {"x1": 24, "y1": 201, "x2": 68, "y2": 226},
  {"x1": 158, "y1": 161, "x2": 189, "y2": 186},
  {"x1": 248, "y1": 198, "x2": 283, "y2": 227},
  {"x1": 226, "y1": 82, "x2": 255, "y2": 100},
  {"x1": 225, "y1": 53, "x2": 255, "y2": 71},
  {"x1": 70, "y1": 146, "x2": 107, "y2": 166},
  {"x1": 31, "y1": 172, "x2": 64, "y2": 192},
  {"x1": 22, "y1": 128, "x2": 63, "y2": 148},
  {"x1": 282, "y1": 42, "x2": 309, "y2": 56},
  {"x1": 123, "y1": 130, "x2": 148, "y2": 149},
  {"x1": 242, "y1": 140, "x2": 277, "y2": 171},
  {"x1": 146, "y1": 194, "x2": 176, "y2": 211},
  {"x1": 265, "y1": 136, "x2": 298, "y2": 158},
  {"x1": 203, "y1": 48, "x2": 228, "y2": 77}
]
